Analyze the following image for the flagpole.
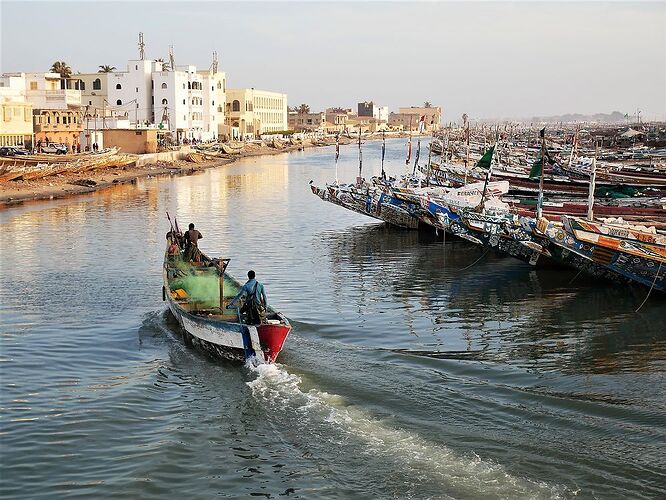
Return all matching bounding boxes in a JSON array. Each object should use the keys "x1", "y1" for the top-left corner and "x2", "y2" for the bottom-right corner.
[
  {"x1": 357, "y1": 128, "x2": 362, "y2": 186},
  {"x1": 567, "y1": 126, "x2": 578, "y2": 170},
  {"x1": 426, "y1": 132, "x2": 433, "y2": 187},
  {"x1": 478, "y1": 142, "x2": 497, "y2": 214},
  {"x1": 587, "y1": 141, "x2": 597, "y2": 221},
  {"x1": 380, "y1": 129, "x2": 386, "y2": 180},
  {"x1": 406, "y1": 116, "x2": 412, "y2": 171},
  {"x1": 334, "y1": 132, "x2": 339, "y2": 184},
  {"x1": 537, "y1": 128, "x2": 546, "y2": 219},
  {"x1": 464, "y1": 115, "x2": 470, "y2": 185}
]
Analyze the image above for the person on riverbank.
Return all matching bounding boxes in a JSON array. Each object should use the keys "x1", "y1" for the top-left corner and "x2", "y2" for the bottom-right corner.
[
  {"x1": 183, "y1": 223, "x2": 203, "y2": 262},
  {"x1": 227, "y1": 270, "x2": 267, "y2": 324}
]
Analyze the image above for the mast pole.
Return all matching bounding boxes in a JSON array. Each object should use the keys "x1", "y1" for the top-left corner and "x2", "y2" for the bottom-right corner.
[
  {"x1": 426, "y1": 132, "x2": 433, "y2": 187},
  {"x1": 334, "y1": 132, "x2": 340, "y2": 184},
  {"x1": 464, "y1": 116, "x2": 470, "y2": 185},
  {"x1": 587, "y1": 141, "x2": 597, "y2": 221},
  {"x1": 406, "y1": 116, "x2": 412, "y2": 173},
  {"x1": 478, "y1": 142, "x2": 497, "y2": 214},
  {"x1": 380, "y1": 129, "x2": 386, "y2": 180},
  {"x1": 536, "y1": 128, "x2": 546, "y2": 219},
  {"x1": 357, "y1": 128, "x2": 362, "y2": 185}
]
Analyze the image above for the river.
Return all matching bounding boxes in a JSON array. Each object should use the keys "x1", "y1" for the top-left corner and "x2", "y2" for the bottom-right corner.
[{"x1": 1, "y1": 139, "x2": 664, "y2": 498}]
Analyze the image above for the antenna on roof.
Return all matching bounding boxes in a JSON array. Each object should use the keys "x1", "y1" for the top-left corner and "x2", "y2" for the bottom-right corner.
[
  {"x1": 138, "y1": 32, "x2": 145, "y2": 60},
  {"x1": 169, "y1": 45, "x2": 175, "y2": 72},
  {"x1": 212, "y1": 51, "x2": 218, "y2": 73}
]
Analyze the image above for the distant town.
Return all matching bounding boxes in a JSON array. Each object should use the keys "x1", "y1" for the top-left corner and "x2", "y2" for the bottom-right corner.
[{"x1": 0, "y1": 33, "x2": 444, "y2": 155}]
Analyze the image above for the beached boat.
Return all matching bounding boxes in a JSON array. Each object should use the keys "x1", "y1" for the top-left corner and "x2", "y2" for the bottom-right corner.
[{"x1": 162, "y1": 234, "x2": 291, "y2": 363}]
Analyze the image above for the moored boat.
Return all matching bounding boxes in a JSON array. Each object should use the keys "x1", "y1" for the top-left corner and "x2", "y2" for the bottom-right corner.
[{"x1": 162, "y1": 228, "x2": 291, "y2": 363}]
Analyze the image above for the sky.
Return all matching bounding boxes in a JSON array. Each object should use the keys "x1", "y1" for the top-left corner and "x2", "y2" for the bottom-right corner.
[{"x1": 1, "y1": 1, "x2": 665, "y2": 122}]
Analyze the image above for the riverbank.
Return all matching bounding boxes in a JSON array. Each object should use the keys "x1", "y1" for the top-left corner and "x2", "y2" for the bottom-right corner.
[{"x1": 0, "y1": 135, "x2": 396, "y2": 207}]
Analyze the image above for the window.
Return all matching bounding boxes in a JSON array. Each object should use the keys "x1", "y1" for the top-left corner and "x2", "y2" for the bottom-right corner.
[
  {"x1": 30, "y1": 81, "x2": 38, "y2": 90},
  {"x1": 88, "y1": 101, "x2": 92, "y2": 105},
  {"x1": 161, "y1": 82, "x2": 167, "y2": 89},
  {"x1": 232, "y1": 100, "x2": 240, "y2": 112},
  {"x1": 212, "y1": 100, "x2": 214, "y2": 105},
  {"x1": 151, "y1": 80, "x2": 154, "y2": 89},
  {"x1": 211, "y1": 85, "x2": 214, "y2": 91},
  {"x1": 135, "y1": 65, "x2": 138, "y2": 70},
  {"x1": 93, "y1": 78, "x2": 101, "y2": 90},
  {"x1": 116, "y1": 83, "x2": 122, "y2": 90},
  {"x1": 162, "y1": 98, "x2": 168, "y2": 105},
  {"x1": 182, "y1": 99, "x2": 186, "y2": 105},
  {"x1": 217, "y1": 81, "x2": 222, "y2": 90},
  {"x1": 183, "y1": 83, "x2": 186, "y2": 89},
  {"x1": 188, "y1": 82, "x2": 191, "y2": 89},
  {"x1": 136, "y1": 87, "x2": 139, "y2": 92},
  {"x1": 116, "y1": 99, "x2": 122, "y2": 105},
  {"x1": 56, "y1": 115, "x2": 60, "y2": 124}
]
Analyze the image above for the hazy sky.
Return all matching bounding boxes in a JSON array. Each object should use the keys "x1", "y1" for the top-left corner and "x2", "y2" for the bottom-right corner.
[{"x1": 1, "y1": 1, "x2": 664, "y2": 121}]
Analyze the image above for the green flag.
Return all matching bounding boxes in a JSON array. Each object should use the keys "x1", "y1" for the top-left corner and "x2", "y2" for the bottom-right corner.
[
  {"x1": 529, "y1": 157, "x2": 543, "y2": 179},
  {"x1": 476, "y1": 146, "x2": 494, "y2": 169}
]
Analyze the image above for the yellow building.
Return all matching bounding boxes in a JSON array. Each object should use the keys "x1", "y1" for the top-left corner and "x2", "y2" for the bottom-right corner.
[
  {"x1": 226, "y1": 88, "x2": 287, "y2": 138},
  {"x1": 0, "y1": 99, "x2": 33, "y2": 148}
]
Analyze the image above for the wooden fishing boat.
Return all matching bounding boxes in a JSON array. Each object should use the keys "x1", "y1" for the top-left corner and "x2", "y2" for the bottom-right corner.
[
  {"x1": 162, "y1": 234, "x2": 291, "y2": 363},
  {"x1": 534, "y1": 216, "x2": 665, "y2": 291}
]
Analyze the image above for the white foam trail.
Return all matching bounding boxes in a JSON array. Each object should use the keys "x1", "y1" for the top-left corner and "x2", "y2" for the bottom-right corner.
[{"x1": 247, "y1": 363, "x2": 569, "y2": 499}]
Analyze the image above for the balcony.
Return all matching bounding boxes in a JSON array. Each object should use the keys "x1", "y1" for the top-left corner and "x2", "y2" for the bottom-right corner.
[{"x1": 27, "y1": 89, "x2": 81, "y2": 109}]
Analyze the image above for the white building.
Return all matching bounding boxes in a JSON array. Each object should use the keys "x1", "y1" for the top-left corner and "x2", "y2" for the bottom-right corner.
[
  {"x1": 106, "y1": 59, "x2": 158, "y2": 125},
  {"x1": 76, "y1": 59, "x2": 226, "y2": 142},
  {"x1": 152, "y1": 65, "x2": 226, "y2": 142}
]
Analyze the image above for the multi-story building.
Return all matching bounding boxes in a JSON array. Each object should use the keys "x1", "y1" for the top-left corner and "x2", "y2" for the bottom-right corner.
[
  {"x1": 0, "y1": 73, "x2": 33, "y2": 148},
  {"x1": 325, "y1": 107, "x2": 354, "y2": 131},
  {"x1": 77, "y1": 59, "x2": 226, "y2": 142},
  {"x1": 288, "y1": 112, "x2": 325, "y2": 132},
  {"x1": 106, "y1": 60, "x2": 157, "y2": 125},
  {"x1": 388, "y1": 106, "x2": 442, "y2": 131},
  {"x1": 0, "y1": 72, "x2": 83, "y2": 148},
  {"x1": 77, "y1": 72, "x2": 112, "y2": 116},
  {"x1": 357, "y1": 101, "x2": 388, "y2": 122},
  {"x1": 152, "y1": 65, "x2": 226, "y2": 142},
  {"x1": 226, "y1": 88, "x2": 287, "y2": 139}
]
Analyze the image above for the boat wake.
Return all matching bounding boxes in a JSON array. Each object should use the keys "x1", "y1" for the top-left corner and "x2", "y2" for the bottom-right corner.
[{"x1": 246, "y1": 362, "x2": 571, "y2": 499}]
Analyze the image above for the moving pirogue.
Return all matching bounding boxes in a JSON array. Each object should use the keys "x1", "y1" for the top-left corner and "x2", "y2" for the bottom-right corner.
[
  {"x1": 0, "y1": 148, "x2": 136, "y2": 183},
  {"x1": 162, "y1": 223, "x2": 291, "y2": 364}
]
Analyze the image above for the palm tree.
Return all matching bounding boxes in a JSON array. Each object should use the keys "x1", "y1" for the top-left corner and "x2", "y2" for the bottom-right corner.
[
  {"x1": 297, "y1": 103, "x2": 310, "y2": 114},
  {"x1": 98, "y1": 65, "x2": 116, "y2": 73},
  {"x1": 423, "y1": 101, "x2": 432, "y2": 108},
  {"x1": 50, "y1": 61, "x2": 72, "y2": 78}
]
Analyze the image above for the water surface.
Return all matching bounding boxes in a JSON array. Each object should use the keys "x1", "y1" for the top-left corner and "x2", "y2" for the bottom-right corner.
[{"x1": 1, "y1": 139, "x2": 665, "y2": 498}]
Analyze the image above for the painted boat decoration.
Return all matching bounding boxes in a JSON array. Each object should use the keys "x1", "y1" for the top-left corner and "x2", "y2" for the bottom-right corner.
[
  {"x1": 162, "y1": 234, "x2": 291, "y2": 364},
  {"x1": 534, "y1": 216, "x2": 665, "y2": 291}
]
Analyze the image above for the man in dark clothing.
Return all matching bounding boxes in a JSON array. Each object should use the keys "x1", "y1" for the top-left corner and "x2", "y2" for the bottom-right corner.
[
  {"x1": 227, "y1": 270, "x2": 267, "y2": 325},
  {"x1": 183, "y1": 223, "x2": 203, "y2": 262}
]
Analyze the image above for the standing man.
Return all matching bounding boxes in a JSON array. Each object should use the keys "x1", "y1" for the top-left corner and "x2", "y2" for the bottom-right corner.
[
  {"x1": 227, "y1": 270, "x2": 267, "y2": 325},
  {"x1": 183, "y1": 223, "x2": 203, "y2": 262}
]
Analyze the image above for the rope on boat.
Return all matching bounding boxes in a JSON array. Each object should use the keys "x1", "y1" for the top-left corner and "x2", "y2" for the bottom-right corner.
[
  {"x1": 635, "y1": 261, "x2": 662, "y2": 313},
  {"x1": 568, "y1": 268, "x2": 584, "y2": 285},
  {"x1": 458, "y1": 249, "x2": 490, "y2": 272}
]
